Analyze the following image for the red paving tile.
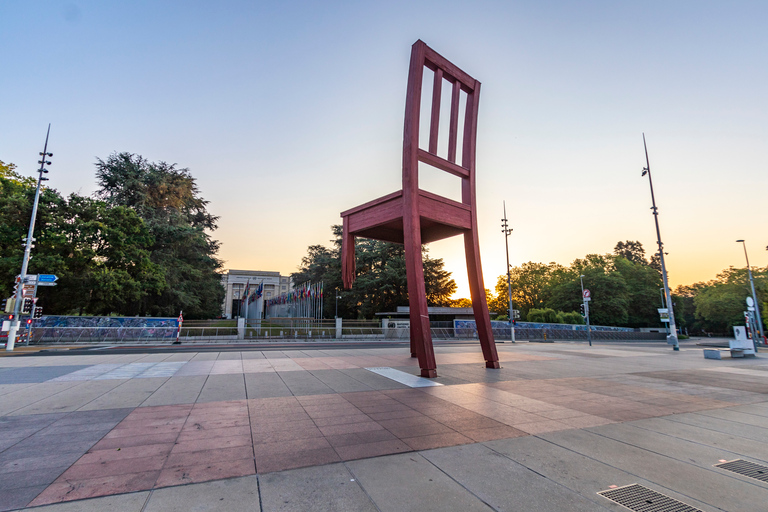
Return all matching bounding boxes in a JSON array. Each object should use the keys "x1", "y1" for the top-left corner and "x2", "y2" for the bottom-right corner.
[
  {"x1": 57, "y1": 455, "x2": 166, "y2": 480},
  {"x1": 90, "y1": 432, "x2": 178, "y2": 451},
  {"x1": 165, "y1": 446, "x2": 253, "y2": 468},
  {"x1": 32, "y1": 382, "x2": 659, "y2": 506},
  {"x1": 30, "y1": 471, "x2": 162, "y2": 506},
  {"x1": 170, "y1": 435, "x2": 252, "y2": 453},
  {"x1": 80, "y1": 443, "x2": 174, "y2": 464}
]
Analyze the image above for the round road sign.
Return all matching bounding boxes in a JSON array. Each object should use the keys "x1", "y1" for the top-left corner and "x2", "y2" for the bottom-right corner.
[{"x1": 583, "y1": 289, "x2": 591, "y2": 299}]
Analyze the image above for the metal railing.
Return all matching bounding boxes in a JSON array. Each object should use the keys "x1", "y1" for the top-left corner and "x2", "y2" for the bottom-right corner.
[{"x1": 18, "y1": 324, "x2": 668, "y2": 344}]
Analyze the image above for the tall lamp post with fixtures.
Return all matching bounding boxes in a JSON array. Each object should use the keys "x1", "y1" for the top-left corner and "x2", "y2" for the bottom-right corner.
[
  {"x1": 6, "y1": 126, "x2": 52, "y2": 352},
  {"x1": 501, "y1": 202, "x2": 515, "y2": 342},
  {"x1": 641, "y1": 134, "x2": 679, "y2": 351},
  {"x1": 736, "y1": 240, "x2": 764, "y2": 343}
]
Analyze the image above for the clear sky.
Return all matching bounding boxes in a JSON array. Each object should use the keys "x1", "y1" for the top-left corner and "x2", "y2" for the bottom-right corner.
[{"x1": 2, "y1": 1, "x2": 766, "y2": 298}]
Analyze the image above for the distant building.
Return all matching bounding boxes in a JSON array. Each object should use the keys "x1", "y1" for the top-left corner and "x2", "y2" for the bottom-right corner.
[{"x1": 220, "y1": 270, "x2": 293, "y2": 319}]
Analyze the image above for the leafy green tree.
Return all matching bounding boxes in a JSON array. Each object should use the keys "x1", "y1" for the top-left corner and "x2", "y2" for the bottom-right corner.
[
  {"x1": 292, "y1": 225, "x2": 457, "y2": 319},
  {"x1": 0, "y1": 166, "x2": 162, "y2": 316},
  {"x1": 94, "y1": 153, "x2": 224, "y2": 318},
  {"x1": 693, "y1": 267, "x2": 767, "y2": 334}
]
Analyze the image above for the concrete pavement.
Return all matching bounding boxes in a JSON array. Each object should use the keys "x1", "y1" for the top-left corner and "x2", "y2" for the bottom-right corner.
[{"x1": 1, "y1": 340, "x2": 768, "y2": 511}]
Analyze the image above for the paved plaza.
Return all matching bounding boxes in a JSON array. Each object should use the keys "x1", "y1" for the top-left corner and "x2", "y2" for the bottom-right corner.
[{"x1": 1, "y1": 340, "x2": 768, "y2": 511}]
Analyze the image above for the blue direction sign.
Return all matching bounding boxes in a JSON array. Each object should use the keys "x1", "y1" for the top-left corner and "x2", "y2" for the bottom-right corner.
[{"x1": 38, "y1": 274, "x2": 58, "y2": 283}]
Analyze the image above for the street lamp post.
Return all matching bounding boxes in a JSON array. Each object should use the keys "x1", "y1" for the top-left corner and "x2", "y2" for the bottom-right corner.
[
  {"x1": 641, "y1": 134, "x2": 679, "y2": 351},
  {"x1": 6, "y1": 126, "x2": 52, "y2": 352},
  {"x1": 579, "y1": 274, "x2": 592, "y2": 346},
  {"x1": 736, "y1": 240, "x2": 764, "y2": 343},
  {"x1": 501, "y1": 202, "x2": 515, "y2": 342}
]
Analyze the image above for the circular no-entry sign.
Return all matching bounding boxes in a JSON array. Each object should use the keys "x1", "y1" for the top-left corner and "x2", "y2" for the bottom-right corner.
[{"x1": 583, "y1": 289, "x2": 591, "y2": 299}]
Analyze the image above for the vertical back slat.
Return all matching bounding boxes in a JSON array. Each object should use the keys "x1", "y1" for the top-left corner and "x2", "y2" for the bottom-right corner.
[
  {"x1": 447, "y1": 80, "x2": 460, "y2": 163},
  {"x1": 428, "y1": 68, "x2": 443, "y2": 154}
]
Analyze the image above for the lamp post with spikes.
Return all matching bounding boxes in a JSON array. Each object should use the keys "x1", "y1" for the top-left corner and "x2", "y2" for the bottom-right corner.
[
  {"x1": 641, "y1": 134, "x2": 679, "y2": 351},
  {"x1": 6, "y1": 125, "x2": 52, "y2": 351}
]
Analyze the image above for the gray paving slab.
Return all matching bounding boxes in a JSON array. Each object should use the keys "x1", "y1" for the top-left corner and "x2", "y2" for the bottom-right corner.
[
  {"x1": 140, "y1": 375, "x2": 207, "y2": 407},
  {"x1": 0, "y1": 484, "x2": 47, "y2": 512},
  {"x1": 0, "y1": 466, "x2": 69, "y2": 490},
  {"x1": 77, "y1": 377, "x2": 169, "y2": 411},
  {"x1": 0, "y1": 382, "x2": 82, "y2": 416},
  {"x1": 0, "y1": 366, "x2": 90, "y2": 385},
  {"x1": 216, "y1": 352, "x2": 243, "y2": 361},
  {"x1": 20, "y1": 490, "x2": 150, "y2": 511},
  {"x1": 259, "y1": 463, "x2": 376, "y2": 512},
  {"x1": 9, "y1": 380, "x2": 124, "y2": 416},
  {"x1": 277, "y1": 371, "x2": 335, "y2": 396},
  {"x1": 144, "y1": 474, "x2": 259, "y2": 512},
  {"x1": 588, "y1": 421, "x2": 768, "y2": 488},
  {"x1": 482, "y1": 435, "x2": 715, "y2": 512},
  {"x1": 244, "y1": 372, "x2": 292, "y2": 399},
  {"x1": 630, "y1": 416, "x2": 768, "y2": 464},
  {"x1": 0, "y1": 384, "x2": 28, "y2": 398},
  {"x1": 196, "y1": 373, "x2": 247, "y2": 403},
  {"x1": 337, "y1": 368, "x2": 409, "y2": 390},
  {"x1": 347, "y1": 452, "x2": 494, "y2": 512},
  {"x1": 308, "y1": 369, "x2": 376, "y2": 393},
  {"x1": 190, "y1": 352, "x2": 219, "y2": 361},
  {"x1": 669, "y1": 412, "x2": 768, "y2": 443},
  {"x1": 539, "y1": 426, "x2": 768, "y2": 512},
  {"x1": 421, "y1": 442, "x2": 608, "y2": 511},
  {"x1": 0, "y1": 450, "x2": 83, "y2": 474},
  {"x1": 695, "y1": 407, "x2": 768, "y2": 428},
  {"x1": 241, "y1": 351, "x2": 266, "y2": 359}
]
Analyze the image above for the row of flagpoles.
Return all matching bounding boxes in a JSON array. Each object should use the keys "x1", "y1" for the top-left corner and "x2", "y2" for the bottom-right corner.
[{"x1": 265, "y1": 281, "x2": 324, "y2": 319}]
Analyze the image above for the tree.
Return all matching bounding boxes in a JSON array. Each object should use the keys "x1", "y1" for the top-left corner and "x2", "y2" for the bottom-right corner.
[
  {"x1": 614, "y1": 240, "x2": 647, "y2": 265},
  {"x1": 292, "y1": 225, "x2": 457, "y2": 318},
  {"x1": 0, "y1": 166, "x2": 163, "y2": 316},
  {"x1": 693, "y1": 267, "x2": 767, "y2": 334},
  {"x1": 94, "y1": 153, "x2": 224, "y2": 318}
]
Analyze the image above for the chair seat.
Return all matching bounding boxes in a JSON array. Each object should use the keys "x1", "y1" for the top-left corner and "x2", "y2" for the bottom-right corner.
[{"x1": 341, "y1": 189, "x2": 471, "y2": 244}]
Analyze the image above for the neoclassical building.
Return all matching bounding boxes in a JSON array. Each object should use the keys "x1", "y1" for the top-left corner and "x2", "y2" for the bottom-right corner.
[{"x1": 220, "y1": 270, "x2": 293, "y2": 319}]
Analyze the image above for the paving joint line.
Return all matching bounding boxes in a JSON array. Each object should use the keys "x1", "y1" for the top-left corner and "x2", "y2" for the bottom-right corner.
[
  {"x1": 571, "y1": 421, "x2": 768, "y2": 495},
  {"x1": 342, "y1": 461, "x2": 384, "y2": 512},
  {"x1": 419, "y1": 450, "x2": 501, "y2": 512},
  {"x1": 480, "y1": 440, "x2": 615, "y2": 511}
]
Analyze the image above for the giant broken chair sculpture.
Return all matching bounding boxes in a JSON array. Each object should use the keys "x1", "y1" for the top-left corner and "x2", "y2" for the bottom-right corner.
[{"x1": 341, "y1": 40, "x2": 500, "y2": 378}]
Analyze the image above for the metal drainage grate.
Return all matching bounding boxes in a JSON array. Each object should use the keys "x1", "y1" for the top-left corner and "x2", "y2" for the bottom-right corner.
[
  {"x1": 598, "y1": 483, "x2": 703, "y2": 512},
  {"x1": 715, "y1": 459, "x2": 768, "y2": 482}
]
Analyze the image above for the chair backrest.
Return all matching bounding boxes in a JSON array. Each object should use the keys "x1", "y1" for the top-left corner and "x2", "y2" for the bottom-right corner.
[{"x1": 403, "y1": 40, "x2": 481, "y2": 206}]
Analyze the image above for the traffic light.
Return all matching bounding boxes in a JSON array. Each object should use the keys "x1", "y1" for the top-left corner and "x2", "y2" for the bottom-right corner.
[
  {"x1": 579, "y1": 304, "x2": 586, "y2": 316},
  {"x1": 1, "y1": 299, "x2": 6, "y2": 312},
  {"x1": 26, "y1": 319, "x2": 32, "y2": 326},
  {"x1": 22, "y1": 298, "x2": 33, "y2": 314},
  {"x1": 33, "y1": 307, "x2": 43, "y2": 319}
]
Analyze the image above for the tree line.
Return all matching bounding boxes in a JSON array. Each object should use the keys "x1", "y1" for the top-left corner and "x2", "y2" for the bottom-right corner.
[
  {"x1": 295, "y1": 231, "x2": 765, "y2": 334},
  {"x1": 0, "y1": 154, "x2": 224, "y2": 319}
]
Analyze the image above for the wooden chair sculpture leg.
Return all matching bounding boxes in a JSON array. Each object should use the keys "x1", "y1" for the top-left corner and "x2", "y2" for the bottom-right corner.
[
  {"x1": 465, "y1": 231, "x2": 500, "y2": 369},
  {"x1": 403, "y1": 214, "x2": 437, "y2": 378}
]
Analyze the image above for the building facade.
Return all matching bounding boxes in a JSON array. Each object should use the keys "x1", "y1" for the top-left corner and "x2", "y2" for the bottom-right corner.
[{"x1": 220, "y1": 270, "x2": 293, "y2": 319}]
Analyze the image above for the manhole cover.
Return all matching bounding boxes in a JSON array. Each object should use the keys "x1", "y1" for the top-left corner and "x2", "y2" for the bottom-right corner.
[
  {"x1": 715, "y1": 459, "x2": 768, "y2": 482},
  {"x1": 598, "y1": 483, "x2": 703, "y2": 512}
]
